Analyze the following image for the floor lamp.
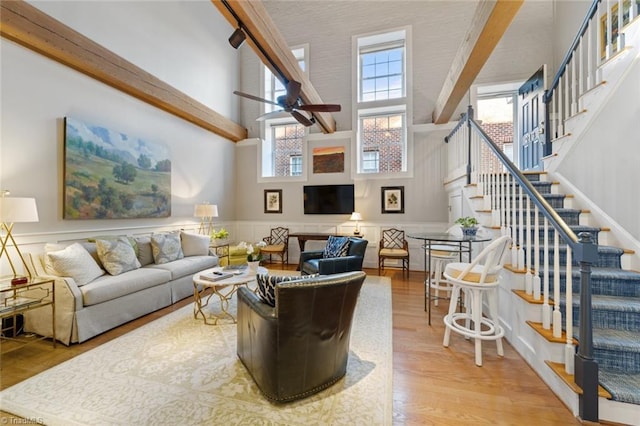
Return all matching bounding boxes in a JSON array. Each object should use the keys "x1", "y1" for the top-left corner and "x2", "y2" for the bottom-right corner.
[
  {"x1": 194, "y1": 203, "x2": 218, "y2": 236},
  {"x1": 0, "y1": 195, "x2": 39, "y2": 279}
]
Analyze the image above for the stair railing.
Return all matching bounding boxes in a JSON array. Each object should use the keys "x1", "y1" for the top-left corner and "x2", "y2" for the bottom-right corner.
[
  {"x1": 445, "y1": 105, "x2": 599, "y2": 422},
  {"x1": 543, "y1": 0, "x2": 637, "y2": 148}
]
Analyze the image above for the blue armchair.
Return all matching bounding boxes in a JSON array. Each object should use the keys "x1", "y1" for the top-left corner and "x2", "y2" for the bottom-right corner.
[{"x1": 300, "y1": 237, "x2": 368, "y2": 275}]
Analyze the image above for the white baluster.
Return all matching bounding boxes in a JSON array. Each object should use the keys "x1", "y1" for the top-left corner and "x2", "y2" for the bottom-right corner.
[
  {"x1": 542, "y1": 217, "x2": 551, "y2": 329},
  {"x1": 517, "y1": 186, "x2": 525, "y2": 270},
  {"x1": 525, "y1": 194, "x2": 532, "y2": 295},
  {"x1": 511, "y1": 177, "x2": 518, "y2": 268},
  {"x1": 533, "y1": 206, "x2": 541, "y2": 300},
  {"x1": 553, "y1": 231, "x2": 562, "y2": 338},
  {"x1": 565, "y1": 245, "x2": 575, "y2": 374}
]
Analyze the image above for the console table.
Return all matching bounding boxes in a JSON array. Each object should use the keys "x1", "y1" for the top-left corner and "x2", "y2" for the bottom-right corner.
[{"x1": 289, "y1": 232, "x2": 357, "y2": 252}]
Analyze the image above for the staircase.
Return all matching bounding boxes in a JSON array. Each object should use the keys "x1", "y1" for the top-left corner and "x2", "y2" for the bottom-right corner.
[
  {"x1": 443, "y1": 2, "x2": 640, "y2": 422},
  {"x1": 517, "y1": 174, "x2": 640, "y2": 407}
]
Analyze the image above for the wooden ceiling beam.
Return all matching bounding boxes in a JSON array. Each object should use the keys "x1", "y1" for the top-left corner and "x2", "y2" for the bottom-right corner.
[
  {"x1": 212, "y1": 0, "x2": 337, "y2": 133},
  {"x1": 432, "y1": 0, "x2": 523, "y2": 124},
  {"x1": 0, "y1": 1, "x2": 247, "y2": 142}
]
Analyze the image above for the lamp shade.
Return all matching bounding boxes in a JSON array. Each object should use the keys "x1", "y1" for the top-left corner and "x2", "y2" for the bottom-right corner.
[
  {"x1": 350, "y1": 212, "x2": 362, "y2": 221},
  {"x1": 0, "y1": 197, "x2": 39, "y2": 223},
  {"x1": 194, "y1": 203, "x2": 218, "y2": 218}
]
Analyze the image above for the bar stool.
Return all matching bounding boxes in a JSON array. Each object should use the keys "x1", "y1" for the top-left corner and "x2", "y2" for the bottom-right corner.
[
  {"x1": 428, "y1": 245, "x2": 460, "y2": 306},
  {"x1": 442, "y1": 235, "x2": 511, "y2": 366}
]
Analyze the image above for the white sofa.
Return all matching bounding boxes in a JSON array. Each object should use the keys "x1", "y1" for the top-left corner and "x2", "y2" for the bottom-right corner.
[{"x1": 23, "y1": 231, "x2": 218, "y2": 345}]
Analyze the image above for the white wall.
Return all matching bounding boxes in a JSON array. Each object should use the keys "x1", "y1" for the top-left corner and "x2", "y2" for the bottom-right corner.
[
  {"x1": 0, "y1": 1, "x2": 239, "y2": 270},
  {"x1": 559, "y1": 58, "x2": 640, "y2": 241}
]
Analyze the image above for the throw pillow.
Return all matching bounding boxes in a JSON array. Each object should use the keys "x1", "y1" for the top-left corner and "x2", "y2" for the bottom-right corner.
[
  {"x1": 180, "y1": 231, "x2": 210, "y2": 257},
  {"x1": 151, "y1": 232, "x2": 184, "y2": 264},
  {"x1": 46, "y1": 242, "x2": 105, "y2": 286},
  {"x1": 134, "y1": 236, "x2": 154, "y2": 266},
  {"x1": 43, "y1": 243, "x2": 67, "y2": 275},
  {"x1": 96, "y1": 237, "x2": 141, "y2": 276},
  {"x1": 323, "y1": 236, "x2": 350, "y2": 258},
  {"x1": 256, "y1": 274, "x2": 318, "y2": 307}
]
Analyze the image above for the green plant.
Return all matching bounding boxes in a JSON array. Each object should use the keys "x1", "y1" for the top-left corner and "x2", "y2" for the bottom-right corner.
[
  {"x1": 455, "y1": 216, "x2": 479, "y2": 228},
  {"x1": 210, "y1": 228, "x2": 229, "y2": 240}
]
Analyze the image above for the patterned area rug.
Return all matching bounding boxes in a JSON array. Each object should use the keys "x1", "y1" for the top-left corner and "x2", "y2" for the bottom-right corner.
[{"x1": 0, "y1": 276, "x2": 392, "y2": 425}]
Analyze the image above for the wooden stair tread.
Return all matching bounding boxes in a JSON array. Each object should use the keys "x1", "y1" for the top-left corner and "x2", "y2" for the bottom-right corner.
[
  {"x1": 545, "y1": 361, "x2": 612, "y2": 399},
  {"x1": 526, "y1": 320, "x2": 574, "y2": 344},
  {"x1": 513, "y1": 290, "x2": 554, "y2": 306}
]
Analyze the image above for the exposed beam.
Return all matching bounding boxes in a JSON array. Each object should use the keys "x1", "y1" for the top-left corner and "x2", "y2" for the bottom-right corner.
[
  {"x1": 432, "y1": 0, "x2": 523, "y2": 124},
  {"x1": 212, "y1": 0, "x2": 337, "y2": 133},
  {"x1": 0, "y1": 1, "x2": 247, "y2": 142}
]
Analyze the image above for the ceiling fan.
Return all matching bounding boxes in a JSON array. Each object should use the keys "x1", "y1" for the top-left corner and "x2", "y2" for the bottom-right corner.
[{"x1": 233, "y1": 80, "x2": 341, "y2": 127}]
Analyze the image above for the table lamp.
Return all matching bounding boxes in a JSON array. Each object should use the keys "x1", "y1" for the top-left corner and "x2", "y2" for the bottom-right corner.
[
  {"x1": 194, "y1": 203, "x2": 218, "y2": 236},
  {"x1": 350, "y1": 212, "x2": 363, "y2": 236},
  {"x1": 0, "y1": 193, "x2": 39, "y2": 279}
]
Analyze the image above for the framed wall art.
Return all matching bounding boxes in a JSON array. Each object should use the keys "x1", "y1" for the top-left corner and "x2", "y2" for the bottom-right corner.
[
  {"x1": 381, "y1": 186, "x2": 404, "y2": 214},
  {"x1": 264, "y1": 189, "x2": 283, "y2": 214},
  {"x1": 63, "y1": 117, "x2": 171, "y2": 219},
  {"x1": 313, "y1": 146, "x2": 345, "y2": 174}
]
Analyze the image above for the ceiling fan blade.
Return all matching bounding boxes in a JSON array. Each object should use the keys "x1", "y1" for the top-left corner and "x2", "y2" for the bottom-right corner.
[
  {"x1": 233, "y1": 91, "x2": 279, "y2": 107},
  {"x1": 256, "y1": 110, "x2": 291, "y2": 121},
  {"x1": 285, "y1": 80, "x2": 301, "y2": 106},
  {"x1": 297, "y1": 104, "x2": 342, "y2": 112},
  {"x1": 291, "y1": 110, "x2": 314, "y2": 127}
]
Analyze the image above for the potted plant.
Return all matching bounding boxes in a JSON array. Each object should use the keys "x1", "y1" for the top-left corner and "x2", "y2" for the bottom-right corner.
[
  {"x1": 210, "y1": 228, "x2": 229, "y2": 244},
  {"x1": 238, "y1": 241, "x2": 267, "y2": 271},
  {"x1": 455, "y1": 216, "x2": 479, "y2": 237}
]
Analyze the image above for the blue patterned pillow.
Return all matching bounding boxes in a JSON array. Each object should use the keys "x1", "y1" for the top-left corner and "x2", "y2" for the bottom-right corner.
[
  {"x1": 256, "y1": 274, "x2": 319, "y2": 307},
  {"x1": 323, "y1": 236, "x2": 350, "y2": 258}
]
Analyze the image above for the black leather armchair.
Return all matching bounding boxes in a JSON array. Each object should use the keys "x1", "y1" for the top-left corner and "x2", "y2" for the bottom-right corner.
[
  {"x1": 236, "y1": 271, "x2": 367, "y2": 403},
  {"x1": 299, "y1": 237, "x2": 368, "y2": 275}
]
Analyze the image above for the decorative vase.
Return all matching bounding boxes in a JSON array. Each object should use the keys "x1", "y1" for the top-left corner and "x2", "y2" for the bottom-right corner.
[
  {"x1": 248, "y1": 261, "x2": 260, "y2": 272},
  {"x1": 462, "y1": 227, "x2": 478, "y2": 238}
]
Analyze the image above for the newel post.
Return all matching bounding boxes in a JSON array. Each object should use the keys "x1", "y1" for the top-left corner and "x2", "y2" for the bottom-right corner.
[{"x1": 573, "y1": 232, "x2": 599, "y2": 422}]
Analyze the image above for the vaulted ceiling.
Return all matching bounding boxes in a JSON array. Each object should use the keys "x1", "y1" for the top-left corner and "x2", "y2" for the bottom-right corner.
[{"x1": 215, "y1": 0, "x2": 542, "y2": 133}]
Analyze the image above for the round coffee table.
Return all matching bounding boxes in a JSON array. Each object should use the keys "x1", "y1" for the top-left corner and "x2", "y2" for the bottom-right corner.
[{"x1": 192, "y1": 266, "x2": 267, "y2": 325}]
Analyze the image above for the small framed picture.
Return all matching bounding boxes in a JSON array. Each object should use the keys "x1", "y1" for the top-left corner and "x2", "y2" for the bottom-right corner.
[
  {"x1": 264, "y1": 189, "x2": 282, "y2": 214},
  {"x1": 381, "y1": 186, "x2": 404, "y2": 214}
]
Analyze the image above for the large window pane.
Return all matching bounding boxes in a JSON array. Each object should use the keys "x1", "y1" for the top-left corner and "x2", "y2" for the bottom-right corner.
[{"x1": 359, "y1": 112, "x2": 405, "y2": 173}]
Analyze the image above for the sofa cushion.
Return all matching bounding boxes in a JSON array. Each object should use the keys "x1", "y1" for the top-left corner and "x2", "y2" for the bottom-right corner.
[
  {"x1": 46, "y1": 243, "x2": 105, "y2": 286},
  {"x1": 323, "y1": 236, "x2": 350, "y2": 258},
  {"x1": 146, "y1": 255, "x2": 216, "y2": 281},
  {"x1": 180, "y1": 231, "x2": 210, "y2": 257},
  {"x1": 96, "y1": 237, "x2": 141, "y2": 276},
  {"x1": 134, "y1": 236, "x2": 154, "y2": 266},
  {"x1": 43, "y1": 243, "x2": 67, "y2": 275},
  {"x1": 80, "y1": 267, "x2": 171, "y2": 306},
  {"x1": 151, "y1": 232, "x2": 184, "y2": 264}
]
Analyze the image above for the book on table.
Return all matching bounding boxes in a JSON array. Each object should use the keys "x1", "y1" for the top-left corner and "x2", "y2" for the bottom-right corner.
[{"x1": 199, "y1": 271, "x2": 234, "y2": 282}]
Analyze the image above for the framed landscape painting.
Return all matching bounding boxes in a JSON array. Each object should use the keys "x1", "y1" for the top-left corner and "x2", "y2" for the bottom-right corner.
[
  {"x1": 63, "y1": 117, "x2": 171, "y2": 219},
  {"x1": 381, "y1": 186, "x2": 404, "y2": 214}
]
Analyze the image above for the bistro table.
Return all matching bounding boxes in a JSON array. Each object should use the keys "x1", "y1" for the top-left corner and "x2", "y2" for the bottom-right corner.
[{"x1": 407, "y1": 232, "x2": 491, "y2": 325}]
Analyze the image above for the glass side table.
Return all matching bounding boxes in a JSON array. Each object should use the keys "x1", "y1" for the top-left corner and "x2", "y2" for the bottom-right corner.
[
  {"x1": 209, "y1": 241, "x2": 230, "y2": 265},
  {"x1": 0, "y1": 276, "x2": 56, "y2": 354}
]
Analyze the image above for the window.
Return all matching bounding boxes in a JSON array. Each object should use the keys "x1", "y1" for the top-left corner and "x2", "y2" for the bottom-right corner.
[
  {"x1": 362, "y1": 150, "x2": 379, "y2": 173},
  {"x1": 355, "y1": 29, "x2": 410, "y2": 176},
  {"x1": 260, "y1": 46, "x2": 308, "y2": 180},
  {"x1": 360, "y1": 44, "x2": 404, "y2": 101},
  {"x1": 290, "y1": 155, "x2": 302, "y2": 176},
  {"x1": 263, "y1": 123, "x2": 305, "y2": 178},
  {"x1": 359, "y1": 110, "x2": 406, "y2": 173}
]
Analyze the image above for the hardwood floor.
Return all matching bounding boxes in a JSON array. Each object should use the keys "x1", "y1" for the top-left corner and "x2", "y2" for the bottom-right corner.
[{"x1": 0, "y1": 266, "x2": 581, "y2": 424}]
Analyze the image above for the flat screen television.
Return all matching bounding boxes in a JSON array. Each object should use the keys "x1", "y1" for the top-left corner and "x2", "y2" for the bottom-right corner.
[{"x1": 303, "y1": 184, "x2": 354, "y2": 215}]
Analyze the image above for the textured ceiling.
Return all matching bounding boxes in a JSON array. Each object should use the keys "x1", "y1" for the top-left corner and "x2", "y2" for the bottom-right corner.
[{"x1": 249, "y1": 0, "x2": 553, "y2": 129}]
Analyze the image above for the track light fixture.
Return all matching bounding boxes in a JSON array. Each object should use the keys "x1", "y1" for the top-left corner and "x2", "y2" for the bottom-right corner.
[{"x1": 228, "y1": 27, "x2": 246, "y2": 49}]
